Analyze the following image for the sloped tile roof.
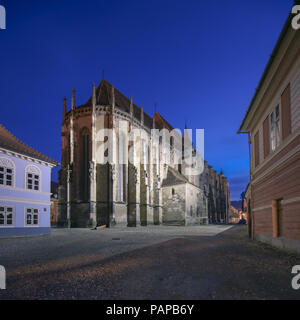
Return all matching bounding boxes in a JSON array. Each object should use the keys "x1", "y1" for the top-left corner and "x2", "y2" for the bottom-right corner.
[
  {"x1": 162, "y1": 166, "x2": 189, "y2": 187},
  {"x1": 0, "y1": 124, "x2": 59, "y2": 166}
]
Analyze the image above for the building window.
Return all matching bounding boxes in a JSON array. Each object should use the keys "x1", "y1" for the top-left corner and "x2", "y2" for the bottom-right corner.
[
  {"x1": 281, "y1": 83, "x2": 291, "y2": 140},
  {"x1": 170, "y1": 136, "x2": 174, "y2": 152},
  {"x1": 263, "y1": 115, "x2": 270, "y2": 159},
  {"x1": 178, "y1": 164, "x2": 182, "y2": 174},
  {"x1": 0, "y1": 158, "x2": 15, "y2": 187},
  {"x1": 254, "y1": 131, "x2": 259, "y2": 168},
  {"x1": 27, "y1": 172, "x2": 40, "y2": 190},
  {"x1": 117, "y1": 132, "x2": 127, "y2": 202},
  {"x1": 25, "y1": 165, "x2": 41, "y2": 191},
  {"x1": 270, "y1": 105, "x2": 281, "y2": 152},
  {"x1": 80, "y1": 128, "x2": 90, "y2": 202},
  {"x1": 25, "y1": 208, "x2": 39, "y2": 226},
  {"x1": 0, "y1": 206, "x2": 14, "y2": 226}
]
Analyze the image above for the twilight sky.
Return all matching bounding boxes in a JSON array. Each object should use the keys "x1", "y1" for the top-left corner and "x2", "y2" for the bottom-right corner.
[{"x1": 0, "y1": 0, "x2": 295, "y2": 200}]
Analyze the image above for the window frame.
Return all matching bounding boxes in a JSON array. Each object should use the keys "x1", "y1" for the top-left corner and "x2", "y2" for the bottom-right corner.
[
  {"x1": 0, "y1": 158, "x2": 15, "y2": 188},
  {"x1": 24, "y1": 208, "x2": 40, "y2": 227},
  {"x1": 25, "y1": 165, "x2": 41, "y2": 192},
  {"x1": 270, "y1": 104, "x2": 281, "y2": 152},
  {"x1": 0, "y1": 205, "x2": 15, "y2": 227}
]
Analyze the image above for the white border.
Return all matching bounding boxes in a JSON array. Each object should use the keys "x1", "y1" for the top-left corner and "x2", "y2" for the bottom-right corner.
[
  {"x1": 0, "y1": 196, "x2": 51, "y2": 206},
  {"x1": 0, "y1": 147, "x2": 58, "y2": 168}
]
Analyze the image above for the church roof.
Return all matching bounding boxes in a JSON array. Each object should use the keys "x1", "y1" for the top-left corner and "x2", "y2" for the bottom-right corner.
[
  {"x1": 154, "y1": 112, "x2": 174, "y2": 131},
  {"x1": 0, "y1": 124, "x2": 59, "y2": 166},
  {"x1": 83, "y1": 79, "x2": 155, "y2": 129},
  {"x1": 162, "y1": 166, "x2": 190, "y2": 187}
]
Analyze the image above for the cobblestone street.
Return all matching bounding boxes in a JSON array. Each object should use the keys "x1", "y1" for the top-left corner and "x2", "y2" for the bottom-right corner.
[{"x1": 0, "y1": 225, "x2": 299, "y2": 300}]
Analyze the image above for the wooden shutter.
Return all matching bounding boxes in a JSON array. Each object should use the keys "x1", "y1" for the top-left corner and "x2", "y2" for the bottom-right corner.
[
  {"x1": 254, "y1": 131, "x2": 259, "y2": 168},
  {"x1": 281, "y1": 83, "x2": 291, "y2": 141},
  {"x1": 263, "y1": 116, "x2": 270, "y2": 158}
]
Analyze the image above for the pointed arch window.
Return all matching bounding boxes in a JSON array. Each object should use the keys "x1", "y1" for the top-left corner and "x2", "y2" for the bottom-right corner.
[
  {"x1": 117, "y1": 130, "x2": 127, "y2": 202},
  {"x1": 80, "y1": 127, "x2": 91, "y2": 201}
]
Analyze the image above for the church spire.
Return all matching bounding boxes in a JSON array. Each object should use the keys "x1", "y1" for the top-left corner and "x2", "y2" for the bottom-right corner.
[
  {"x1": 130, "y1": 97, "x2": 134, "y2": 126},
  {"x1": 72, "y1": 88, "x2": 76, "y2": 110},
  {"x1": 111, "y1": 86, "x2": 115, "y2": 113},
  {"x1": 153, "y1": 106, "x2": 156, "y2": 130},
  {"x1": 130, "y1": 96, "x2": 133, "y2": 116},
  {"x1": 92, "y1": 83, "x2": 96, "y2": 108},
  {"x1": 63, "y1": 97, "x2": 67, "y2": 119},
  {"x1": 141, "y1": 105, "x2": 144, "y2": 126}
]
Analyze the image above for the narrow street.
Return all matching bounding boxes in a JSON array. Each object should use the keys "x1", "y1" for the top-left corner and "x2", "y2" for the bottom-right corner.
[{"x1": 0, "y1": 225, "x2": 299, "y2": 300}]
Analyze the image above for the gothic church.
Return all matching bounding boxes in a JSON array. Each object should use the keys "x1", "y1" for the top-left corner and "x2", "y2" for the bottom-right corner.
[{"x1": 58, "y1": 78, "x2": 230, "y2": 228}]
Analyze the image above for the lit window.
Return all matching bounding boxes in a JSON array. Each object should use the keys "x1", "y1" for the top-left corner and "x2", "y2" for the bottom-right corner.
[
  {"x1": 25, "y1": 208, "x2": 39, "y2": 226},
  {"x1": 0, "y1": 206, "x2": 14, "y2": 226}
]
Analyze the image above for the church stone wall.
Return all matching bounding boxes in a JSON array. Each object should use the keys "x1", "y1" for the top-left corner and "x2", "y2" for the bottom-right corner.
[
  {"x1": 162, "y1": 184, "x2": 186, "y2": 226},
  {"x1": 114, "y1": 203, "x2": 127, "y2": 225}
]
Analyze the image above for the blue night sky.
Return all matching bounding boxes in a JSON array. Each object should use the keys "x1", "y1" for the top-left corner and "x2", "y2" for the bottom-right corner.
[{"x1": 0, "y1": 0, "x2": 294, "y2": 200}]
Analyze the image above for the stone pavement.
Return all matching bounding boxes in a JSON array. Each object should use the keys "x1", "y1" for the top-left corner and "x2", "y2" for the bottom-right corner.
[{"x1": 0, "y1": 225, "x2": 299, "y2": 300}]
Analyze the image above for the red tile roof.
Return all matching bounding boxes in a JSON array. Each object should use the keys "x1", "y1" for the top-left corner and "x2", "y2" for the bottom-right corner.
[{"x1": 0, "y1": 124, "x2": 59, "y2": 166}]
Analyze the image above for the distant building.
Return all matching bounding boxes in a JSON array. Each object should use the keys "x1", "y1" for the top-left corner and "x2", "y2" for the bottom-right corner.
[
  {"x1": 229, "y1": 205, "x2": 240, "y2": 224},
  {"x1": 0, "y1": 124, "x2": 58, "y2": 237},
  {"x1": 238, "y1": 10, "x2": 300, "y2": 252}
]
